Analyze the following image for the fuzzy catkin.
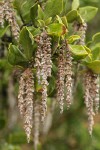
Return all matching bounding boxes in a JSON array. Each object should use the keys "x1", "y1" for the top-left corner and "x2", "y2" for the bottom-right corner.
[
  {"x1": 0, "y1": 1, "x2": 4, "y2": 27},
  {"x1": 74, "y1": 22, "x2": 87, "y2": 45},
  {"x1": 18, "y1": 68, "x2": 34, "y2": 143},
  {"x1": 65, "y1": 42, "x2": 73, "y2": 109},
  {"x1": 34, "y1": 102, "x2": 40, "y2": 150},
  {"x1": 35, "y1": 31, "x2": 52, "y2": 122},
  {"x1": 90, "y1": 73, "x2": 99, "y2": 114},
  {"x1": 84, "y1": 71, "x2": 95, "y2": 136},
  {"x1": 18, "y1": 74, "x2": 26, "y2": 117},
  {"x1": 3, "y1": 0, "x2": 20, "y2": 40},
  {"x1": 35, "y1": 35, "x2": 42, "y2": 83},
  {"x1": 56, "y1": 46, "x2": 65, "y2": 113}
]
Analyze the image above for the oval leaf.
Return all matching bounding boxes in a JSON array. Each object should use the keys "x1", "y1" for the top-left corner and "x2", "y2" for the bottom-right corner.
[
  {"x1": 79, "y1": 6, "x2": 98, "y2": 22},
  {"x1": 8, "y1": 44, "x2": 27, "y2": 66},
  {"x1": 85, "y1": 60, "x2": 100, "y2": 74},
  {"x1": 70, "y1": 45, "x2": 88, "y2": 59},
  {"x1": 47, "y1": 23, "x2": 67, "y2": 36},
  {"x1": 44, "y1": 0, "x2": 63, "y2": 19},
  {"x1": 19, "y1": 27, "x2": 35, "y2": 60}
]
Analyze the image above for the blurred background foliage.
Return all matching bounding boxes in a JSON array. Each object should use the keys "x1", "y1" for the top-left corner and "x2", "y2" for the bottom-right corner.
[{"x1": 0, "y1": 0, "x2": 100, "y2": 150}]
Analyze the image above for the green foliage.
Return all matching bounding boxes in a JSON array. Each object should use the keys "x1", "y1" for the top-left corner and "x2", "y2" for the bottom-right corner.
[
  {"x1": 14, "y1": 0, "x2": 35, "y2": 23},
  {"x1": 47, "y1": 23, "x2": 67, "y2": 36},
  {"x1": 19, "y1": 27, "x2": 35, "y2": 60},
  {"x1": 8, "y1": 44, "x2": 27, "y2": 66},
  {"x1": 44, "y1": 0, "x2": 63, "y2": 19},
  {"x1": 70, "y1": 45, "x2": 88, "y2": 59},
  {"x1": 1, "y1": 0, "x2": 100, "y2": 150},
  {"x1": 79, "y1": 6, "x2": 98, "y2": 22},
  {"x1": 0, "y1": 25, "x2": 9, "y2": 38},
  {"x1": 72, "y1": 0, "x2": 79, "y2": 10}
]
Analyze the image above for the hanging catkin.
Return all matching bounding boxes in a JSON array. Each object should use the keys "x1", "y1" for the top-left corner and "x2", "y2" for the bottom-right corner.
[
  {"x1": 65, "y1": 41, "x2": 73, "y2": 109},
  {"x1": 90, "y1": 74, "x2": 99, "y2": 114},
  {"x1": 56, "y1": 44, "x2": 65, "y2": 113},
  {"x1": 35, "y1": 31, "x2": 52, "y2": 122},
  {"x1": 33, "y1": 102, "x2": 40, "y2": 150},
  {"x1": 3, "y1": 0, "x2": 20, "y2": 40},
  {"x1": 84, "y1": 71, "x2": 95, "y2": 136},
  {"x1": 0, "y1": 1, "x2": 4, "y2": 27},
  {"x1": 18, "y1": 68, "x2": 34, "y2": 143}
]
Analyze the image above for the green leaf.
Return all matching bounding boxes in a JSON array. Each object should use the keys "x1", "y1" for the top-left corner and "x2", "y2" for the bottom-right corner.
[
  {"x1": 85, "y1": 60, "x2": 100, "y2": 74},
  {"x1": 68, "y1": 35, "x2": 80, "y2": 44},
  {"x1": 30, "y1": 3, "x2": 38, "y2": 25},
  {"x1": 19, "y1": 27, "x2": 35, "y2": 60},
  {"x1": 92, "y1": 32, "x2": 100, "y2": 43},
  {"x1": 37, "y1": 19, "x2": 45, "y2": 27},
  {"x1": 0, "y1": 25, "x2": 9, "y2": 38},
  {"x1": 47, "y1": 23, "x2": 67, "y2": 37},
  {"x1": 92, "y1": 47, "x2": 100, "y2": 60},
  {"x1": 14, "y1": 0, "x2": 35, "y2": 23},
  {"x1": 66, "y1": 10, "x2": 78, "y2": 23},
  {"x1": 38, "y1": 5, "x2": 44, "y2": 20},
  {"x1": 27, "y1": 26, "x2": 41, "y2": 37},
  {"x1": 66, "y1": 10, "x2": 83, "y2": 23},
  {"x1": 44, "y1": 0, "x2": 63, "y2": 19},
  {"x1": 72, "y1": 0, "x2": 79, "y2": 10},
  {"x1": 79, "y1": 6, "x2": 98, "y2": 22},
  {"x1": 70, "y1": 45, "x2": 88, "y2": 59},
  {"x1": 8, "y1": 44, "x2": 27, "y2": 66},
  {"x1": 45, "y1": 17, "x2": 52, "y2": 25},
  {"x1": 61, "y1": 16, "x2": 68, "y2": 27}
]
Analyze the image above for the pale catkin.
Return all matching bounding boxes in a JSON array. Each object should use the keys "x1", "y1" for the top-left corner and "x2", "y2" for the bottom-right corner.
[
  {"x1": 3, "y1": 0, "x2": 20, "y2": 40},
  {"x1": 56, "y1": 46, "x2": 65, "y2": 113},
  {"x1": 65, "y1": 42, "x2": 73, "y2": 109},
  {"x1": 18, "y1": 68, "x2": 34, "y2": 143},
  {"x1": 0, "y1": 2, "x2": 4, "y2": 27},
  {"x1": 84, "y1": 71, "x2": 95, "y2": 136},
  {"x1": 34, "y1": 102, "x2": 40, "y2": 150},
  {"x1": 41, "y1": 31, "x2": 52, "y2": 122},
  {"x1": 18, "y1": 74, "x2": 26, "y2": 117},
  {"x1": 78, "y1": 22, "x2": 87, "y2": 45},
  {"x1": 94, "y1": 76, "x2": 99, "y2": 114},
  {"x1": 35, "y1": 35, "x2": 42, "y2": 83},
  {"x1": 73, "y1": 22, "x2": 87, "y2": 45}
]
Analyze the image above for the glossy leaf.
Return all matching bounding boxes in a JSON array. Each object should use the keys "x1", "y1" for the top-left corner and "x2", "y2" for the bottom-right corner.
[
  {"x1": 44, "y1": 0, "x2": 63, "y2": 19},
  {"x1": 70, "y1": 45, "x2": 88, "y2": 59},
  {"x1": 68, "y1": 35, "x2": 80, "y2": 44},
  {"x1": 19, "y1": 27, "x2": 35, "y2": 60},
  {"x1": 67, "y1": 10, "x2": 83, "y2": 23},
  {"x1": 47, "y1": 23, "x2": 67, "y2": 37},
  {"x1": 61, "y1": 16, "x2": 68, "y2": 27},
  {"x1": 8, "y1": 44, "x2": 27, "y2": 66},
  {"x1": 38, "y1": 5, "x2": 44, "y2": 20},
  {"x1": 79, "y1": 6, "x2": 98, "y2": 22},
  {"x1": 85, "y1": 60, "x2": 100, "y2": 74},
  {"x1": 30, "y1": 3, "x2": 38, "y2": 25},
  {"x1": 72, "y1": 0, "x2": 79, "y2": 10},
  {"x1": 14, "y1": 0, "x2": 35, "y2": 23},
  {"x1": 92, "y1": 32, "x2": 100, "y2": 43},
  {"x1": 92, "y1": 47, "x2": 100, "y2": 60}
]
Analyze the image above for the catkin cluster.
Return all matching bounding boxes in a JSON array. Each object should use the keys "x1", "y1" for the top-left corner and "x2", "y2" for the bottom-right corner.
[
  {"x1": 33, "y1": 102, "x2": 40, "y2": 150},
  {"x1": 18, "y1": 68, "x2": 34, "y2": 142},
  {"x1": 57, "y1": 41, "x2": 73, "y2": 112},
  {"x1": 0, "y1": 1, "x2": 4, "y2": 27},
  {"x1": 56, "y1": 46, "x2": 65, "y2": 113},
  {"x1": 0, "y1": 0, "x2": 20, "y2": 40},
  {"x1": 35, "y1": 31, "x2": 52, "y2": 122},
  {"x1": 84, "y1": 70, "x2": 99, "y2": 135}
]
